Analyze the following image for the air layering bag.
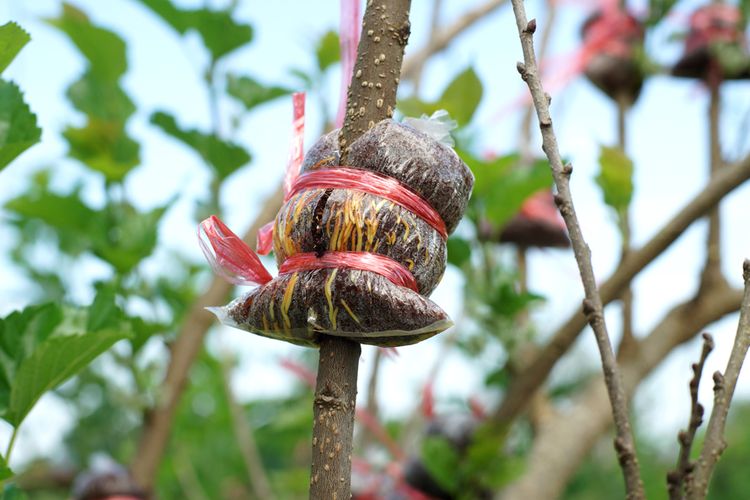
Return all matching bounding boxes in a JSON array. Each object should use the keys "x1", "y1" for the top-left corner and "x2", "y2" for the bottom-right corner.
[{"x1": 200, "y1": 96, "x2": 473, "y2": 348}]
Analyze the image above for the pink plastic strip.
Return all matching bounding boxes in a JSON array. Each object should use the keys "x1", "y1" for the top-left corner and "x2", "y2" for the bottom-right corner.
[
  {"x1": 279, "y1": 251, "x2": 419, "y2": 292},
  {"x1": 198, "y1": 216, "x2": 273, "y2": 286},
  {"x1": 336, "y1": 0, "x2": 361, "y2": 128},
  {"x1": 282, "y1": 92, "x2": 306, "y2": 197},
  {"x1": 287, "y1": 167, "x2": 449, "y2": 240}
]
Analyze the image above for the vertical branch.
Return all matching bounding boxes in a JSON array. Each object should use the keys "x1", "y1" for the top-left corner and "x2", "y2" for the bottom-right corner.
[
  {"x1": 702, "y1": 81, "x2": 724, "y2": 288},
  {"x1": 219, "y1": 356, "x2": 274, "y2": 500},
  {"x1": 667, "y1": 333, "x2": 714, "y2": 500},
  {"x1": 616, "y1": 95, "x2": 635, "y2": 356},
  {"x1": 508, "y1": 4, "x2": 644, "y2": 498},
  {"x1": 688, "y1": 260, "x2": 750, "y2": 499},
  {"x1": 310, "y1": 2, "x2": 411, "y2": 498}
]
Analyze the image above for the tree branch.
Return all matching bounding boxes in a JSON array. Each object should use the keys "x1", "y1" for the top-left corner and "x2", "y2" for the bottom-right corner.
[
  {"x1": 509, "y1": 5, "x2": 643, "y2": 497},
  {"x1": 220, "y1": 355, "x2": 274, "y2": 500},
  {"x1": 500, "y1": 281, "x2": 743, "y2": 500},
  {"x1": 701, "y1": 81, "x2": 725, "y2": 288},
  {"x1": 667, "y1": 333, "x2": 714, "y2": 500},
  {"x1": 494, "y1": 151, "x2": 750, "y2": 423},
  {"x1": 310, "y1": 1, "x2": 411, "y2": 498},
  {"x1": 688, "y1": 260, "x2": 750, "y2": 499},
  {"x1": 131, "y1": 184, "x2": 284, "y2": 491},
  {"x1": 400, "y1": 0, "x2": 507, "y2": 82}
]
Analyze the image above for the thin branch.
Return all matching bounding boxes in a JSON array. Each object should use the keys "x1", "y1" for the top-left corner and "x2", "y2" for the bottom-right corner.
[
  {"x1": 219, "y1": 355, "x2": 275, "y2": 500},
  {"x1": 508, "y1": 6, "x2": 643, "y2": 497},
  {"x1": 131, "y1": 184, "x2": 284, "y2": 490},
  {"x1": 616, "y1": 95, "x2": 635, "y2": 357},
  {"x1": 701, "y1": 81, "x2": 725, "y2": 288},
  {"x1": 401, "y1": 0, "x2": 507, "y2": 82},
  {"x1": 412, "y1": 0, "x2": 443, "y2": 94},
  {"x1": 667, "y1": 333, "x2": 714, "y2": 500},
  {"x1": 494, "y1": 151, "x2": 750, "y2": 424},
  {"x1": 688, "y1": 260, "x2": 750, "y2": 499},
  {"x1": 518, "y1": 0, "x2": 557, "y2": 159},
  {"x1": 500, "y1": 282, "x2": 743, "y2": 500},
  {"x1": 310, "y1": 1, "x2": 411, "y2": 498}
]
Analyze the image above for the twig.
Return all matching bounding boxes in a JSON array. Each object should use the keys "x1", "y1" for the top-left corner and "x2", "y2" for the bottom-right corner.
[
  {"x1": 688, "y1": 260, "x2": 750, "y2": 499},
  {"x1": 131, "y1": 184, "x2": 284, "y2": 490},
  {"x1": 493, "y1": 150, "x2": 750, "y2": 424},
  {"x1": 508, "y1": 6, "x2": 644, "y2": 498},
  {"x1": 219, "y1": 355, "x2": 275, "y2": 500},
  {"x1": 518, "y1": 0, "x2": 557, "y2": 159},
  {"x1": 501, "y1": 281, "x2": 743, "y2": 500},
  {"x1": 310, "y1": 1, "x2": 411, "y2": 498},
  {"x1": 667, "y1": 333, "x2": 714, "y2": 500},
  {"x1": 400, "y1": 0, "x2": 507, "y2": 81}
]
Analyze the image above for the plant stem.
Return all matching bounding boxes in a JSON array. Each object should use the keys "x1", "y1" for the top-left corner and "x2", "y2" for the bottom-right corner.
[
  {"x1": 508, "y1": 6, "x2": 644, "y2": 497},
  {"x1": 667, "y1": 333, "x2": 714, "y2": 499},
  {"x1": 701, "y1": 80, "x2": 724, "y2": 288},
  {"x1": 5, "y1": 426, "x2": 18, "y2": 462},
  {"x1": 309, "y1": 1, "x2": 411, "y2": 497},
  {"x1": 219, "y1": 355, "x2": 274, "y2": 500},
  {"x1": 688, "y1": 261, "x2": 750, "y2": 499},
  {"x1": 616, "y1": 95, "x2": 635, "y2": 357}
]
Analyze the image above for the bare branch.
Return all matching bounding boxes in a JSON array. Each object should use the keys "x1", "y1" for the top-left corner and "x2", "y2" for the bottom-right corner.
[
  {"x1": 500, "y1": 282, "x2": 743, "y2": 500},
  {"x1": 701, "y1": 82, "x2": 725, "y2": 289},
  {"x1": 131, "y1": 185, "x2": 284, "y2": 490},
  {"x1": 401, "y1": 0, "x2": 507, "y2": 82},
  {"x1": 688, "y1": 260, "x2": 750, "y2": 499},
  {"x1": 494, "y1": 151, "x2": 750, "y2": 424},
  {"x1": 508, "y1": 4, "x2": 643, "y2": 497},
  {"x1": 667, "y1": 333, "x2": 714, "y2": 500}
]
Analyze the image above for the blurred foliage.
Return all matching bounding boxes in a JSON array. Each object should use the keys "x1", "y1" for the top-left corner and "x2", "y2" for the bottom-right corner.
[
  {"x1": 0, "y1": 22, "x2": 40, "y2": 172},
  {"x1": 0, "y1": 1, "x2": 749, "y2": 500}
]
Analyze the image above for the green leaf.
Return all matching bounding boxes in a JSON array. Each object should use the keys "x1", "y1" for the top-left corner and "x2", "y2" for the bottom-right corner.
[
  {"x1": 135, "y1": 0, "x2": 253, "y2": 61},
  {"x1": 438, "y1": 67, "x2": 483, "y2": 126},
  {"x1": 0, "y1": 454, "x2": 12, "y2": 482},
  {"x1": 447, "y1": 236, "x2": 471, "y2": 268},
  {"x1": 0, "y1": 485, "x2": 26, "y2": 500},
  {"x1": 47, "y1": 3, "x2": 127, "y2": 81},
  {"x1": 92, "y1": 202, "x2": 168, "y2": 274},
  {"x1": 646, "y1": 0, "x2": 679, "y2": 26},
  {"x1": 151, "y1": 111, "x2": 250, "y2": 179},
  {"x1": 421, "y1": 436, "x2": 461, "y2": 494},
  {"x1": 0, "y1": 293, "x2": 132, "y2": 427},
  {"x1": 226, "y1": 74, "x2": 290, "y2": 111},
  {"x1": 0, "y1": 22, "x2": 30, "y2": 74},
  {"x1": 465, "y1": 152, "x2": 553, "y2": 228},
  {"x1": 596, "y1": 145, "x2": 633, "y2": 215},
  {"x1": 67, "y1": 70, "x2": 135, "y2": 122},
  {"x1": 0, "y1": 80, "x2": 41, "y2": 171},
  {"x1": 5, "y1": 186, "x2": 99, "y2": 237},
  {"x1": 315, "y1": 30, "x2": 340, "y2": 72},
  {"x1": 63, "y1": 121, "x2": 140, "y2": 182},
  {"x1": 398, "y1": 67, "x2": 483, "y2": 126}
]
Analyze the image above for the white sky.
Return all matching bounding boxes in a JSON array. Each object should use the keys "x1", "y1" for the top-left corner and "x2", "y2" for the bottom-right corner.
[{"x1": 0, "y1": 0, "x2": 749, "y2": 467}]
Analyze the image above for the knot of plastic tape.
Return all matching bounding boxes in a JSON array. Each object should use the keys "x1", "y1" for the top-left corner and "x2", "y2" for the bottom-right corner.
[
  {"x1": 286, "y1": 167, "x2": 449, "y2": 240},
  {"x1": 200, "y1": 216, "x2": 419, "y2": 292}
]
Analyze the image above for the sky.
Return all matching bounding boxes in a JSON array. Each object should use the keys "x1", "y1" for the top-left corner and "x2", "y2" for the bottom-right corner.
[{"x1": 1, "y1": 0, "x2": 750, "y2": 468}]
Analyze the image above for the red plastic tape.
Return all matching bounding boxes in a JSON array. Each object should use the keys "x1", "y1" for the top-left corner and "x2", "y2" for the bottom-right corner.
[
  {"x1": 287, "y1": 167, "x2": 449, "y2": 240},
  {"x1": 201, "y1": 216, "x2": 418, "y2": 292}
]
